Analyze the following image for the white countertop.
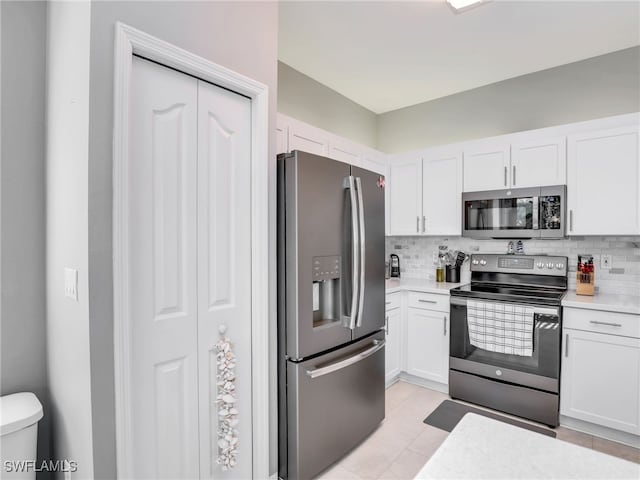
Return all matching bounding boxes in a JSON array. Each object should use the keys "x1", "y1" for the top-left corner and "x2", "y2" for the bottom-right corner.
[
  {"x1": 562, "y1": 291, "x2": 640, "y2": 315},
  {"x1": 386, "y1": 278, "x2": 462, "y2": 295},
  {"x1": 415, "y1": 413, "x2": 640, "y2": 479}
]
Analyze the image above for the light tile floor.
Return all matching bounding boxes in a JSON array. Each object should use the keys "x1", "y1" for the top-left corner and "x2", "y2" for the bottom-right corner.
[{"x1": 316, "y1": 380, "x2": 640, "y2": 479}]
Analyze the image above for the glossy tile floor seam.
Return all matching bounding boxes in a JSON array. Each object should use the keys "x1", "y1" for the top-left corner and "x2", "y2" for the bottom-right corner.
[{"x1": 316, "y1": 380, "x2": 640, "y2": 479}]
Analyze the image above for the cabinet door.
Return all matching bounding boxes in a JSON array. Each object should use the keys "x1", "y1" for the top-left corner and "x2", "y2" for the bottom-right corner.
[
  {"x1": 361, "y1": 148, "x2": 388, "y2": 176},
  {"x1": 406, "y1": 308, "x2": 449, "y2": 384},
  {"x1": 560, "y1": 329, "x2": 640, "y2": 434},
  {"x1": 511, "y1": 137, "x2": 566, "y2": 188},
  {"x1": 289, "y1": 123, "x2": 329, "y2": 156},
  {"x1": 463, "y1": 144, "x2": 510, "y2": 192},
  {"x1": 567, "y1": 125, "x2": 640, "y2": 235},
  {"x1": 329, "y1": 138, "x2": 362, "y2": 166},
  {"x1": 388, "y1": 156, "x2": 422, "y2": 235},
  {"x1": 385, "y1": 308, "x2": 402, "y2": 384},
  {"x1": 423, "y1": 151, "x2": 462, "y2": 235}
]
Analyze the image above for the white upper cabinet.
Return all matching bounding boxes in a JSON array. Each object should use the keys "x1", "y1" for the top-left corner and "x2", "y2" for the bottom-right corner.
[
  {"x1": 464, "y1": 137, "x2": 567, "y2": 192},
  {"x1": 463, "y1": 144, "x2": 510, "y2": 192},
  {"x1": 289, "y1": 122, "x2": 330, "y2": 156},
  {"x1": 567, "y1": 125, "x2": 640, "y2": 235},
  {"x1": 510, "y1": 137, "x2": 566, "y2": 188},
  {"x1": 422, "y1": 150, "x2": 462, "y2": 236},
  {"x1": 329, "y1": 137, "x2": 362, "y2": 165},
  {"x1": 388, "y1": 155, "x2": 422, "y2": 235}
]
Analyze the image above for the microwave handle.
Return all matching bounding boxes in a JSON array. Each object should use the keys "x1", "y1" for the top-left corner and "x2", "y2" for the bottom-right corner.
[{"x1": 533, "y1": 196, "x2": 539, "y2": 230}]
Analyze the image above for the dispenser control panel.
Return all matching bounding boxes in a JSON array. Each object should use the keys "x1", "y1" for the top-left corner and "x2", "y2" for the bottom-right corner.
[{"x1": 312, "y1": 255, "x2": 341, "y2": 280}]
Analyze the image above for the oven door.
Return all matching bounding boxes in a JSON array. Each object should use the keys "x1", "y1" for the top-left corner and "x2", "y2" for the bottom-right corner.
[
  {"x1": 449, "y1": 296, "x2": 561, "y2": 393},
  {"x1": 463, "y1": 187, "x2": 540, "y2": 239}
]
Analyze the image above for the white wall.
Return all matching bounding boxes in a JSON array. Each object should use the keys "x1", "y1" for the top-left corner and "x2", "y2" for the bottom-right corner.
[
  {"x1": 84, "y1": 2, "x2": 279, "y2": 477},
  {"x1": 45, "y1": 1, "x2": 94, "y2": 478},
  {"x1": 377, "y1": 47, "x2": 640, "y2": 153},
  {"x1": 0, "y1": 0, "x2": 51, "y2": 470},
  {"x1": 278, "y1": 61, "x2": 378, "y2": 148}
]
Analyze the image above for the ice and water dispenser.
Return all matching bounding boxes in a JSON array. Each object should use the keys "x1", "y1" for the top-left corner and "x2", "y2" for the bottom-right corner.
[{"x1": 312, "y1": 255, "x2": 341, "y2": 328}]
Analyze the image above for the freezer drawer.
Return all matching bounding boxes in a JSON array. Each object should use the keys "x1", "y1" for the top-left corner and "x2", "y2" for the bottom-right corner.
[{"x1": 283, "y1": 332, "x2": 385, "y2": 480}]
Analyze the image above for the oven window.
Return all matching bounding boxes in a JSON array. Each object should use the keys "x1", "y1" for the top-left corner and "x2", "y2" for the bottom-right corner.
[
  {"x1": 450, "y1": 303, "x2": 560, "y2": 379},
  {"x1": 465, "y1": 198, "x2": 534, "y2": 231}
]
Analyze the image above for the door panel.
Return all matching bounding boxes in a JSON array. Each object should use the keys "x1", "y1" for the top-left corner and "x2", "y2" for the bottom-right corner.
[
  {"x1": 511, "y1": 137, "x2": 566, "y2": 188},
  {"x1": 352, "y1": 166, "x2": 385, "y2": 339},
  {"x1": 129, "y1": 56, "x2": 199, "y2": 479},
  {"x1": 388, "y1": 157, "x2": 422, "y2": 235},
  {"x1": 463, "y1": 145, "x2": 510, "y2": 192},
  {"x1": 197, "y1": 80, "x2": 253, "y2": 478},
  {"x1": 282, "y1": 151, "x2": 353, "y2": 359},
  {"x1": 423, "y1": 152, "x2": 462, "y2": 235},
  {"x1": 567, "y1": 126, "x2": 640, "y2": 235},
  {"x1": 560, "y1": 330, "x2": 640, "y2": 434},
  {"x1": 286, "y1": 332, "x2": 385, "y2": 480}
]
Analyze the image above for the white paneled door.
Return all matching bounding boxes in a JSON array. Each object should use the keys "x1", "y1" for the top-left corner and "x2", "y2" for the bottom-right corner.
[
  {"x1": 128, "y1": 56, "x2": 252, "y2": 479},
  {"x1": 196, "y1": 80, "x2": 252, "y2": 479}
]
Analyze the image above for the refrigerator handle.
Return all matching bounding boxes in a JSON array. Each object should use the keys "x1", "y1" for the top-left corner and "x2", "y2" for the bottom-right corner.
[
  {"x1": 345, "y1": 175, "x2": 359, "y2": 330},
  {"x1": 355, "y1": 177, "x2": 366, "y2": 328},
  {"x1": 305, "y1": 340, "x2": 385, "y2": 378}
]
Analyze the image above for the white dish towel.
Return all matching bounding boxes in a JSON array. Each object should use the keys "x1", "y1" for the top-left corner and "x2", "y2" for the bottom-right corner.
[{"x1": 466, "y1": 300, "x2": 535, "y2": 357}]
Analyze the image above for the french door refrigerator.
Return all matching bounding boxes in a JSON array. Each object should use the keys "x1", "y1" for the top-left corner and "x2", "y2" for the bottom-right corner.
[{"x1": 278, "y1": 150, "x2": 386, "y2": 480}]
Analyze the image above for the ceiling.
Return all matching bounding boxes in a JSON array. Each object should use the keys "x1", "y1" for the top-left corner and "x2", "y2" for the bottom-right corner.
[{"x1": 279, "y1": 1, "x2": 640, "y2": 114}]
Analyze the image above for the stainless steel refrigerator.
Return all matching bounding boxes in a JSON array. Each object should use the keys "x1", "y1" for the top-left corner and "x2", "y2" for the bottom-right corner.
[{"x1": 277, "y1": 150, "x2": 386, "y2": 480}]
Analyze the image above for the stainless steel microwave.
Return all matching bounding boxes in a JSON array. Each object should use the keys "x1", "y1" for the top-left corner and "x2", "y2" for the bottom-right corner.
[{"x1": 462, "y1": 185, "x2": 566, "y2": 239}]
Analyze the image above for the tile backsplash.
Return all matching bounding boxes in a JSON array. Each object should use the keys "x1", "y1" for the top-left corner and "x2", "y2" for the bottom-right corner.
[{"x1": 386, "y1": 236, "x2": 640, "y2": 296}]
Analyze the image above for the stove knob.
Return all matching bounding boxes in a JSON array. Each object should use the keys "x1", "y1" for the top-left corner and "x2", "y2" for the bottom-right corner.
[
  {"x1": 536, "y1": 262, "x2": 545, "y2": 268},
  {"x1": 556, "y1": 263, "x2": 564, "y2": 270},
  {"x1": 472, "y1": 259, "x2": 479, "y2": 265},
  {"x1": 546, "y1": 262, "x2": 555, "y2": 269},
  {"x1": 480, "y1": 260, "x2": 487, "y2": 266}
]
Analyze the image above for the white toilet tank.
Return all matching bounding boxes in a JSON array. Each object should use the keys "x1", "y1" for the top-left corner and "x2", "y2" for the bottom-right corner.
[{"x1": 0, "y1": 392, "x2": 43, "y2": 479}]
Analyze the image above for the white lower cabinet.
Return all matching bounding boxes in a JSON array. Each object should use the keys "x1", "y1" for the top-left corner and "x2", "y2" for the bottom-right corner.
[
  {"x1": 406, "y1": 305, "x2": 449, "y2": 385},
  {"x1": 560, "y1": 309, "x2": 640, "y2": 435},
  {"x1": 385, "y1": 306, "x2": 402, "y2": 384}
]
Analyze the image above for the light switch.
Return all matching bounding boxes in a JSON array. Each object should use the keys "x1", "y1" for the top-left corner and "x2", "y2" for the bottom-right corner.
[{"x1": 65, "y1": 268, "x2": 78, "y2": 301}]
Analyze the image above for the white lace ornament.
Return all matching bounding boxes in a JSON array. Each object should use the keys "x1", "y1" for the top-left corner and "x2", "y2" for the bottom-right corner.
[{"x1": 215, "y1": 325, "x2": 238, "y2": 470}]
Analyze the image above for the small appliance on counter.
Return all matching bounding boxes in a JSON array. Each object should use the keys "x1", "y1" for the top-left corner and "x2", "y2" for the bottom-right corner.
[
  {"x1": 576, "y1": 254, "x2": 595, "y2": 296},
  {"x1": 389, "y1": 254, "x2": 400, "y2": 278}
]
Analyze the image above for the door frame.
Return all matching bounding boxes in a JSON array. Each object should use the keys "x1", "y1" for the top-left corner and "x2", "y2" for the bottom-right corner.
[{"x1": 112, "y1": 22, "x2": 270, "y2": 478}]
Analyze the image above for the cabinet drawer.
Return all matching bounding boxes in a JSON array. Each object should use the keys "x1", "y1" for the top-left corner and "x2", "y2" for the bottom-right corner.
[
  {"x1": 564, "y1": 308, "x2": 640, "y2": 339},
  {"x1": 407, "y1": 291, "x2": 449, "y2": 312},
  {"x1": 385, "y1": 292, "x2": 401, "y2": 311}
]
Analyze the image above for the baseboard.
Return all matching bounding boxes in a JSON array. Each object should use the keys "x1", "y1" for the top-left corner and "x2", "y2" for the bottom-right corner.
[
  {"x1": 560, "y1": 415, "x2": 640, "y2": 449},
  {"x1": 399, "y1": 372, "x2": 449, "y2": 394}
]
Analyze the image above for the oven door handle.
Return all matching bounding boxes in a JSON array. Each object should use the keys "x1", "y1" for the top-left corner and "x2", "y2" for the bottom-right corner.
[{"x1": 449, "y1": 297, "x2": 559, "y2": 317}]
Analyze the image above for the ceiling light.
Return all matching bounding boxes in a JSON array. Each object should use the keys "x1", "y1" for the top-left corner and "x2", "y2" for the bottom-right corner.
[{"x1": 447, "y1": 0, "x2": 486, "y2": 12}]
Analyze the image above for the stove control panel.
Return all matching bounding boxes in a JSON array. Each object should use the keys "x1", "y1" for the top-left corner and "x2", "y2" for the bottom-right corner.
[{"x1": 470, "y1": 254, "x2": 568, "y2": 277}]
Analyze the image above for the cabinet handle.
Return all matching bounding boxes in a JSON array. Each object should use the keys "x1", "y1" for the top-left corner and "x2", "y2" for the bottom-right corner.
[
  {"x1": 569, "y1": 209, "x2": 573, "y2": 232},
  {"x1": 512, "y1": 165, "x2": 516, "y2": 186},
  {"x1": 422, "y1": 215, "x2": 426, "y2": 233},
  {"x1": 504, "y1": 166, "x2": 507, "y2": 186},
  {"x1": 589, "y1": 320, "x2": 622, "y2": 328},
  {"x1": 418, "y1": 299, "x2": 437, "y2": 304},
  {"x1": 385, "y1": 315, "x2": 389, "y2": 335},
  {"x1": 385, "y1": 301, "x2": 391, "y2": 305},
  {"x1": 416, "y1": 216, "x2": 420, "y2": 233},
  {"x1": 443, "y1": 315, "x2": 447, "y2": 336},
  {"x1": 565, "y1": 333, "x2": 569, "y2": 357}
]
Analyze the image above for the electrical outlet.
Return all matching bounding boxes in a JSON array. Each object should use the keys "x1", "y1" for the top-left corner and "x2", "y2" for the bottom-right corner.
[{"x1": 601, "y1": 255, "x2": 612, "y2": 270}]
